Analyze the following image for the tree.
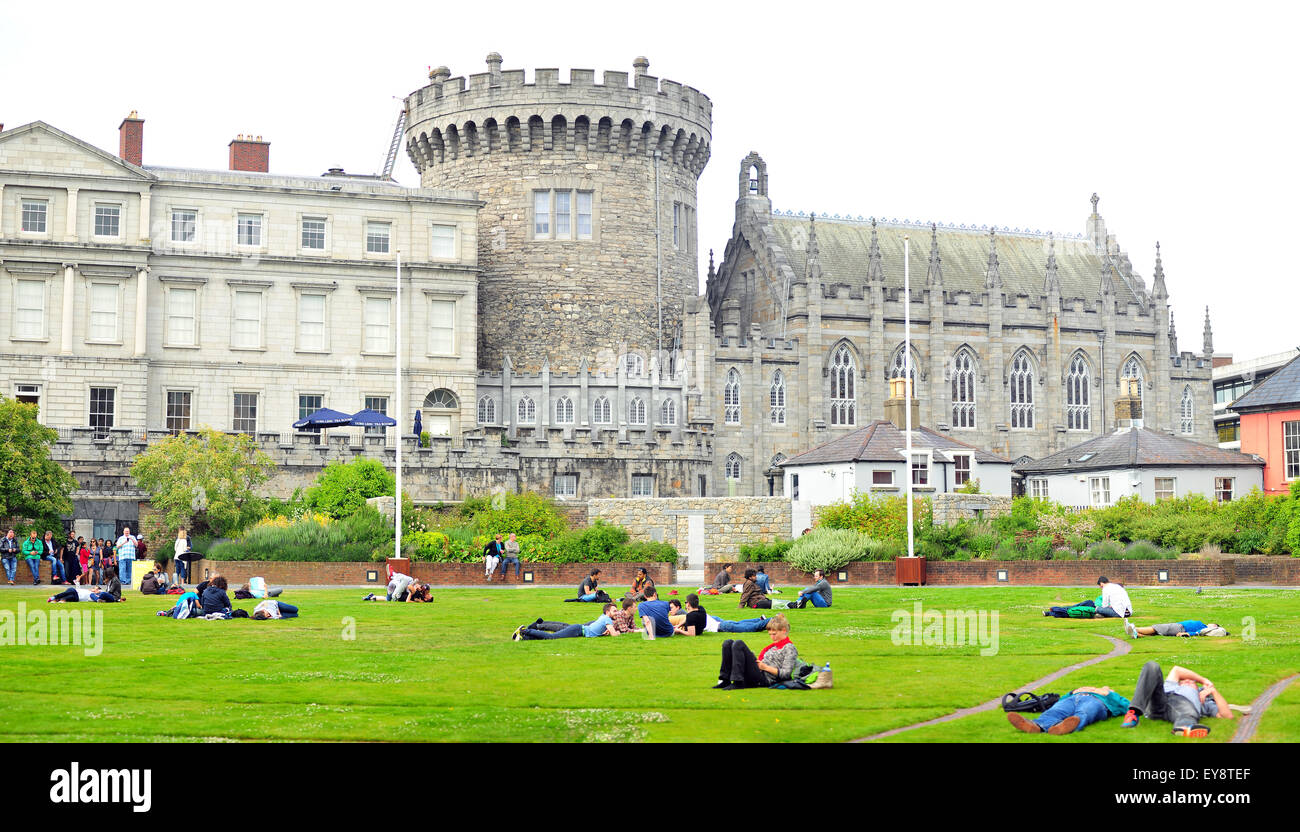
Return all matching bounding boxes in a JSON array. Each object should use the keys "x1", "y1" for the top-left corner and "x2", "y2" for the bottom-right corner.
[
  {"x1": 131, "y1": 428, "x2": 275, "y2": 536},
  {"x1": 306, "y1": 458, "x2": 395, "y2": 519},
  {"x1": 0, "y1": 397, "x2": 77, "y2": 523}
]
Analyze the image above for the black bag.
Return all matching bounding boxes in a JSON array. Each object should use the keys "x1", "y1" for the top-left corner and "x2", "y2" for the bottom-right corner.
[
  {"x1": 1001, "y1": 692, "x2": 1061, "y2": 713},
  {"x1": 231, "y1": 609, "x2": 250, "y2": 618}
]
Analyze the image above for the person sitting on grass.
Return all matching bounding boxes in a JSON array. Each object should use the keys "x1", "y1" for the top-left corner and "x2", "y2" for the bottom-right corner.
[
  {"x1": 1006, "y1": 685, "x2": 1132, "y2": 735},
  {"x1": 1124, "y1": 619, "x2": 1229, "y2": 639},
  {"x1": 739, "y1": 568, "x2": 772, "y2": 610},
  {"x1": 710, "y1": 563, "x2": 737, "y2": 593},
  {"x1": 568, "y1": 568, "x2": 603, "y2": 602},
  {"x1": 201, "y1": 575, "x2": 231, "y2": 616},
  {"x1": 712, "y1": 614, "x2": 798, "y2": 690},
  {"x1": 252, "y1": 599, "x2": 300, "y2": 619},
  {"x1": 140, "y1": 562, "x2": 170, "y2": 595},
  {"x1": 1121, "y1": 661, "x2": 1231, "y2": 737},
  {"x1": 514, "y1": 603, "x2": 621, "y2": 640},
  {"x1": 363, "y1": 573, "x2": 429, "y2": 602},
  {"x1": 793, "y1": 569, "x2": 833, "y2": 608},
  {"x1": 754, "y1": 566, "x2": 779, "y2": 595},
  {"x1": 610, "y1": 598, "x2": 639, "y2": 634},
  {"x1": 1095, "y1": 576, "x2": 1133, "y2": 618},
  {"x1": 676, "y1": 593, "x2": 770, "y2": 635},
  {"x1": 638, "y1": 585, "x2": 676, "y2": 639},
  {"x1": 625, "y1": 567, "x2": 655, "y2": 602}
]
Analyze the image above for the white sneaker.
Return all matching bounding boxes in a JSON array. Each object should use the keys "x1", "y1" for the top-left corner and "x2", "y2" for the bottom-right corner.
[{"x1": 1124, "y1": 620, "x2": 1138, "y2": 639}]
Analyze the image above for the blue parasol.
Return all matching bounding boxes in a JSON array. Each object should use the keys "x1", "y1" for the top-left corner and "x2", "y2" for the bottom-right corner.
[
  {"x1": 350, "y1": 408, "x2": 397, "y2": 428},
  {"x1": 292, "y1": 407, "x2": 354, "y2": 429},
  {"x1": 413, "y1": 409, "x2": 423, "y2": 436}
]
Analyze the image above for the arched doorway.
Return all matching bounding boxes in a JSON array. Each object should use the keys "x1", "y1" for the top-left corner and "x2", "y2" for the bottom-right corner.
[{"x1": 422, "y1": 389, "x2": 460, "y2": 437}]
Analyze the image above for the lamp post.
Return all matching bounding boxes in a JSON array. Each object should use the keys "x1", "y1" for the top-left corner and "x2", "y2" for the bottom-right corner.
[
  {"x1": 904, "y1": 235, "x2": 914, "y2": 558},
  {"x1": 394, "y1": 249, "x2": 403, "y2": 561}
]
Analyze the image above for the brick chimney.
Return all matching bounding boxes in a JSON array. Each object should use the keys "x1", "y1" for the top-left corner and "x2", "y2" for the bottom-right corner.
[
  {"x1": 119, "y1": 111, "x2": 143, "y2": 166},
  {"x1": 228, "y1": 134, "x2": 269, "y2": 172},
  {"x1": 883, "y1": 377, "x2": 920, "y2": 430}
]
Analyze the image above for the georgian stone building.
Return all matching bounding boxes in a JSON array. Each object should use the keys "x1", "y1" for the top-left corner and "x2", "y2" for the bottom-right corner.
[{"x1": 693, "y1": 154, "x2": 1216, "y2": 496}]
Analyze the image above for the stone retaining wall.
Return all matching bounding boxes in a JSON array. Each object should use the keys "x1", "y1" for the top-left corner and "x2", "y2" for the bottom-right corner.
[
  {"x1": 931, "y1": 493, "x2": 1013, "y2": 526},
  {"x1": 588, "y1": 497, "x2": 791, "y2": 563}
]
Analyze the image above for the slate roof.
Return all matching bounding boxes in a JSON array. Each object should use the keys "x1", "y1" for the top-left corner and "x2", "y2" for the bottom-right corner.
[
  {"x1": 1229, "y1": 353, "x2": 1300, "y2": 413},
  {"x1": 780, "y1": 420, "x2": 1013, "y2": 467},
  {"x1": 1013, "y1": 427, "x2": 1263, "y2": 475},
  {"x1": 770, "y1": 214, "x2": 1143, "y2": 305}
]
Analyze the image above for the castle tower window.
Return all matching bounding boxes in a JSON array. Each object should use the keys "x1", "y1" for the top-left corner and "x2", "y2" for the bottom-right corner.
[
  {"x1": 890, "y1": 348, "x2": 916, "y2": 381},
  {"x1": 673, "y1": 201, "x2": 681, "y2": 248},
  {"x1": 556, "y1": 395, "x2": 575, "y2": 424},
  {"x1": 532, "y1": 189, "x2": 594, "y2": 240},
  {"x1": 577, "y1": 191, "x2": 593, "y2": 238},
  {"x1": 477, "y1": 396, "x2": 497, "y2": 425},
  {"x1": 364, "y1": 396, "x2": 388, "y2": 436},
  {"x1": 631, "y1": 474, "x2": 654, "y2": 497},
  {"x1": 1066, "y1": 354, "x2": 1091, "y2": 431},
  {"x1": 233, "y1": 392, "x2": 258, "y2": 435},
  {"x1": 623, "y1": 353, "x2": 644, "y2": 377},
  {"x1": 724, "y1": 368, "x2": 741, "y2": 425},
  {"x1": 1009, "y1": 351, "x2": 1034, "y2": 429},
  {"x1": 533, "y1": 191, "x2": 550, "y2": 237},
  {"x1": 770, "y1": 370, "x2": 786, "y2": 425},
  {"x1": 1121, "y1": 356, "x2": 1145, "y2": 414},
  {"x1": 517, "y1": 395, "x2": 536, "y2": 425},
  {"x1": 593, "y1": 395, "x2": 611, "y2": 424},
  {"x1": 952, "y1": 349, "x2": 977, "y2": 429},
  {"x1": 830, "y1": 346, "x2": 855, "y2": 426},
  {"x1": 659, "y1": 398, "x2": 676, "y2": 426},
  {"x1": 555, "y1": 191, "x2": 571, "y2": 239},
  {"x1": 1180, "y1": 386, "x2": 1194, "y2": 435},
  {"x1": 725, "y1": 453, "x2": 742, "y2": 481},
  {"x1": 629, "y1": 397, "x2": 647, "y2": 425}
]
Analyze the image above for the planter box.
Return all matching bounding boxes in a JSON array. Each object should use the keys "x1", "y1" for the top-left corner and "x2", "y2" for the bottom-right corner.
[{"x1": 896, "y1": 556, "x2": 927, "y2": 586}]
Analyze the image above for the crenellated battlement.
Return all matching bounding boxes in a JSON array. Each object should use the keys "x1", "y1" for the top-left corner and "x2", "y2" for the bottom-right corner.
[{"x1": 404, "y1": 53, "x2": 712, "y2": 177}]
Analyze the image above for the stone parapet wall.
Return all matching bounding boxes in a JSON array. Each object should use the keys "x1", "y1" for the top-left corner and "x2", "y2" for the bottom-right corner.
[{"x1": 589, "y1": 497, "x2": 790, "y2": 563}]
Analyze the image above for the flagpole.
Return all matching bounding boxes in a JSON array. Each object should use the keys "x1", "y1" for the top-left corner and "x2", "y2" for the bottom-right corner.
[
  {"x1": 395, "y1": 249, "x2": 403, "y2": 562},
  {"x1": 904, "y1": 235, "x2": 914, "y2": 558}
]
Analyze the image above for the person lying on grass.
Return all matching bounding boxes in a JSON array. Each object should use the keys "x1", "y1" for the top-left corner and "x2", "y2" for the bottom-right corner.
[
  {"x1": 1122, "y1": 662, "x2": 1232, "y2": 737},
  {"x1": 47, "y1": 566, "x2": 122, "y2": 603},
  {"x1": 1124, "y1": 619, "x2": 1229, "y2": 639},
  {"x1": 251, "y1": 599, "x2": 300, "y2": 619},
  {"x1": 363, "y1": 572, "x2": 429, "y2": 602},
  {"x1": 793, "y1": 569, "x2": 832, "y2": 608},
  {"x1": 675, "y1": 593, "x2": 770, "y2": 635},
  {"x1": 638, "y1": 585, "x2": 676, "y2": 639},
  {"x1": 610, "y1": 598, "x2": 639, "y2": 634},
  {"x1": 513, "y1": 602, "x2": 621, "y2": 640},
  {"x1": 713, "y1": 614, "x2": 798, "y2": 690},
  {"x1": 1006, "y1": 686, "x2": 1132, "y2": 735}
]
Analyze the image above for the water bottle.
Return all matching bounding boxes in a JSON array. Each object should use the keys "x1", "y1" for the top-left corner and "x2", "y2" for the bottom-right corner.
[{"x1": 823, "y1": 662, "x2": 831, "y2": 672}]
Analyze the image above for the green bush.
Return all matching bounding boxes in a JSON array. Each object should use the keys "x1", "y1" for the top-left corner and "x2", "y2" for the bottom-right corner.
[
  {"x1": 738, "y1": 538, "x2": 794, "y2": 562},
  {"x1": 1123, "y1": 540, "x2": 1178, "y2": 560},
  {"x1": 463, "y1": 491, "x2": 568, "y2": 538},
  {"x1": 305, "y1": 459, "x2": 394, "y2": 520},
  {"x1": 786, "y1": 527, "x2": 877, "y2": 572},
  {"x1": 817, "y1": 493, "x2": 930, "y2": 543},
  {"x1": 1084, "y1": 539, "x2": 1126, "y2": 560},
  {"x1": 210, "y1": 506, "x2": 395, "y2": 562}
]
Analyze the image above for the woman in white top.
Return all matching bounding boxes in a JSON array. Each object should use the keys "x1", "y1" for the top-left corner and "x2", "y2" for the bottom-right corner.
[{"x1": 174, "y1": 529, "x2": 190, "y2": 585}]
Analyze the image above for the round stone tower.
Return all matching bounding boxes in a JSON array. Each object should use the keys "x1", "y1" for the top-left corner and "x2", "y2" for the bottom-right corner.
[{"x1": 404, "y1": 54, "x2": 712, "y2": 372}]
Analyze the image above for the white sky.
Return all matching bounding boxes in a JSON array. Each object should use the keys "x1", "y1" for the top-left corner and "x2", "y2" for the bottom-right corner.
[{"x1": 4, "y1": 1, "x2": 1296, "y2": 361}]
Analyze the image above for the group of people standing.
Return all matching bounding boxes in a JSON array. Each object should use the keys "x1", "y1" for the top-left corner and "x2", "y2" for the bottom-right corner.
[{"x1": 1, "y1": 526, "x2": 144, "y2": 586}]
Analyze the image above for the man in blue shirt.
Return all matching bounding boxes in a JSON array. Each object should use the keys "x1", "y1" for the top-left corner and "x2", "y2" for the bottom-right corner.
[
  {"x1": 115, "y1": 527, "x2": 138, "y2": 586},
  {"x1": 1124, "y1": 620, "x2": 1228, "y2": 638},
  {"x1": 515, "y1": 603, "x2": 619, "y2": 640},
  {"x1": 638, "y1": 585, "x2": 675, "y2": 639}
]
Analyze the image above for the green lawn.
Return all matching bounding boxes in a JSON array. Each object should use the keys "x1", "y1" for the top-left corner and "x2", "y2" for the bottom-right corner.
[{"x1": 0, "y1": 585, "x2": 1296, "y2": 742}]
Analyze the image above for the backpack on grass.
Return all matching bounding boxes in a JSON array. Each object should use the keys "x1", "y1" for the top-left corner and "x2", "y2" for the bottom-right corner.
[{"x1": 1001, "y1": 692, "x2": 1061, "y2": 713}]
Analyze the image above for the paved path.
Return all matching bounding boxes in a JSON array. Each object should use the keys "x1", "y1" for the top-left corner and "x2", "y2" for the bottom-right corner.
[
  {"x1": 852, "y1": 633, "x2": 1131, "y2": 742},
  {"x1": 1229, "y1": 674, "x2": 1299, "y2": 743}
]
